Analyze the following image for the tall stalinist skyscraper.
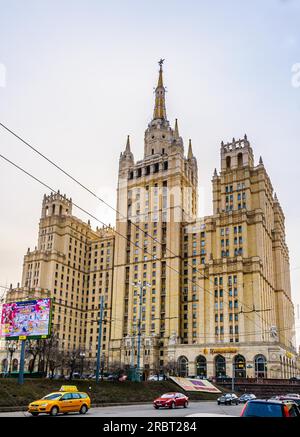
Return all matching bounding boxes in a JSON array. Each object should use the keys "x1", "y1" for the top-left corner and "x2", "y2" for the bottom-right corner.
[{"x1": 3, "y1": 61, "x2": 297, "y2": 379}]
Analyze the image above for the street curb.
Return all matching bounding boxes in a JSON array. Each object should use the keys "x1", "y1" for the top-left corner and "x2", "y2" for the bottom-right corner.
[{"x1": 0, "y1": 399, "x2": 216, "y2": 413}]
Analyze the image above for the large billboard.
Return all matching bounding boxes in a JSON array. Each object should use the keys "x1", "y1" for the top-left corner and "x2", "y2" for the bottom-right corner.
[
  {"x1": 169, "y1": 376, "x2": 221, "y2": 393},
  {"x1": 0, "y1": 298, "x2": 52, "y2": 339}
]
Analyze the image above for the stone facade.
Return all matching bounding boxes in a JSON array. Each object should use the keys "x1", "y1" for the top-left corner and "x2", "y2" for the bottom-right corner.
[{"x1": 1, "y1": 62, "x2": 298, "y2": 378}]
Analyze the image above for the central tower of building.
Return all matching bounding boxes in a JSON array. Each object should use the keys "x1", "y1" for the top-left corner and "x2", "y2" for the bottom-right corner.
[{"x1": 109, "y1": 60, "x2": 198, "y2": 370}]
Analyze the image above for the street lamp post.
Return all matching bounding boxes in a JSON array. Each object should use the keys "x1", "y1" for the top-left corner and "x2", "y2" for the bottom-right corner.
[
  {"x1": 79, "y1": 352, "x2": 86, "y2": 377},
  {"x1": 132, "y1": 281, "x2": 151, "y2": 382},
  {"x1": 232, "y1": 361, "x2": 235, "y2": 392},
  {"x1": 96, "y1": 295, "x2": 104, "y2": 383},
  {"x1": 101, "y1": 353, "x2": 105, "y2": 380}
]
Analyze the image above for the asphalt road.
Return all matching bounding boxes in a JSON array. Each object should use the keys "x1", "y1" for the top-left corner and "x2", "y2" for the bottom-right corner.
[{"x1": 0, "y1": 401, "x2": 243, "y2": 417}]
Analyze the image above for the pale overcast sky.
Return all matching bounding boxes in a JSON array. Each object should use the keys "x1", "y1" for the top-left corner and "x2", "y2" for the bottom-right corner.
[{"x1": 0, "y1": 0, "x2": 299, "y2": 344}]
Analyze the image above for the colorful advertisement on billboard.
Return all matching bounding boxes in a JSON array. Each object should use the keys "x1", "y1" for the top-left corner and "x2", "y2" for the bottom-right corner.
[
  {"x1": 0, "y1": 298, "x2": 52, "y2": 339},
  {"x1": 169, "y1": 376, "x2": 221, "y2": 393}
]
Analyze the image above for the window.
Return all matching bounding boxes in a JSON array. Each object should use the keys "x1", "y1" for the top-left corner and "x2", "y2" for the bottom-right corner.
[{"x1": 237, "y1": 153, "x2": 243, "y2": 167}]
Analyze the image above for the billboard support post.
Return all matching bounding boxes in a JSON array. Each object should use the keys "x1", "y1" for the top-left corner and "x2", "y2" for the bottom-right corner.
[{"x1": 18, "y1": 340, "x2": 26, "y2": 385}]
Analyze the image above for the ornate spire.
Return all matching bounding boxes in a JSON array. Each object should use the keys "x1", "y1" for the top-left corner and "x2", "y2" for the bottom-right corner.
[
  {"x1": 188, "y1": 139, "x2": 193, "y2": 159},
  {"x1": 125, "y1": 135, "x2": 131, "y2": 154},
  {"x1": 259, "y1": 156, "x2": 263, "y2": 165},
  {"x1": 153, "y1": 59, "x2": 167, "y2": 120},
  {"x1": 120, "y1": 135, "x2": 134, "y2": 163},
  {"x1": 174, "y1": 118, "x2": 179, "y2": 139},
  {"x1": 214, "y1": 168, "x2": 218, "y2": 177}
]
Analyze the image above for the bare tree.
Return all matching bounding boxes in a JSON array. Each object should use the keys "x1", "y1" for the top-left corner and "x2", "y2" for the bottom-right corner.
[
  {"x1": 164, "y1": 358, "x2": 178, "y2": 377},
  {"x1": 65, "y1": 349, "x2": 87, "y2": 380},
  {"x1": 26, "y1": 340, "x2": 44, "y2": 374},
  {"x1": 26, "y1": 331, "x2": 64, "y2": 377},
  {"x1": 108, "y1": 360, "x2": 124, "y2": 379}
]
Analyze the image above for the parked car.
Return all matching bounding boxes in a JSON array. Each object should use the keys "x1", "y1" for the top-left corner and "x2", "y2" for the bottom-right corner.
[
  {"x1": 239, "y1": 393, "x2": 256, "y2": 403},
  {"x1": 107, "y1": 373, "x2": 120, "y2": 381},
  {"x1": 153, "y1": 392, "x2": 189, "y2": 409},
  {"x1": 277, "y1": 396, "x2": 300, "y2": 406},
  {"x1": 64, "y1": 372, "x2": 81, "y2": 380},
  {"x1": 240, "y1": 399, "x2": 300, "y2": 417},
  {"x1": 148, "y1": 374, "x2": 165, "y2": 381},
  {"x1": 217, "y1": 393, "x2": 239, "y2": 405},
  {"x1": 284, "y1": 393, "x2": 300, "y2": 399},
  {"x1": 28, "y1": 385, "x2": 91, "y2": 416}
]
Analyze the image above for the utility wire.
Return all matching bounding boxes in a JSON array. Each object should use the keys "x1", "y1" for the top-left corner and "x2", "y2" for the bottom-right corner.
[
  {"x1": 0, "y1": 151, "x2": 292, "y2": 341},
  {"x1": 0, "y1": 121, "x2": 281, "y2": 328}
]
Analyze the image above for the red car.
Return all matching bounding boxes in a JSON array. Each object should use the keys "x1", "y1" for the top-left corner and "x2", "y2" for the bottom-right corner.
[{"x1": 153, "y1": 392, "x2": 189, "y2": 409}]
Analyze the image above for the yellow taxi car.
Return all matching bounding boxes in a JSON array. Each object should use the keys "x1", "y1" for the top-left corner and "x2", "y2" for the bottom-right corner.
[{"x1": 28, "y1": 385, "x2": 91, "y2": 416}]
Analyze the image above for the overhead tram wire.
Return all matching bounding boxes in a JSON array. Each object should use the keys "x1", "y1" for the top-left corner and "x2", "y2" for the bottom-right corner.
[
  {"x1": 0, "y1": 123, "x2": 278, "y2": 321},
  {"x1": 0, "y1": 283, "x2": 297, "y2": 342},
  {"x1": 0, "y1": 152, "x2": 292, "y2": 340},
  {"x1": 2, "y1": 281, "x2": 295, "y2": 344},
  {"x1": 0, "y1": 123, "x2": 282, "y2": 332},
  {"x1": 0, "y1": 151, "x2": 289, "y2": 338},
  {"x1": 0, "y1": 123, "x2": 297, "y2": 336}
]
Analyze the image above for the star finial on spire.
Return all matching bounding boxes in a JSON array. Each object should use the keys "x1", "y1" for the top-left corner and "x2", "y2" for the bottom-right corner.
[
  {"x1": 158, "y1": 58, "x2": 165, "y2": 68},
  {"x1": 153, "y1": 59, "x2": 167, "y2": 120}
]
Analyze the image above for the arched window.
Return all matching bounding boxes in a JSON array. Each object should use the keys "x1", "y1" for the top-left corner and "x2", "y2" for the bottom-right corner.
[
  {"x1": 215, "y1": 355, "x2": 226, "y2": 377},
  {"x1": 237, "y1": 153, "x2": 243, "y2": 167},
  {"x1": 226, "y1": 156, "x2": 231, "y2": 169},
  {"x1": 178, "y1": 356, "x2": 189, "y2": 377},
  {"x1": 196, "y1": 355, "x2": 207, "y2": 378},
  {"x1": 1, "y1": 358, "x2": 8, "y2": 373},
  {"x1": 233, "y1": 354, "x2": 246, "y2": 378},
  {"x1": 254, "y1": 354, "x2": 267, "y2": 378},
  {"x1": 12, "y1": 358, "x2": 18, "y2": 372}
]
